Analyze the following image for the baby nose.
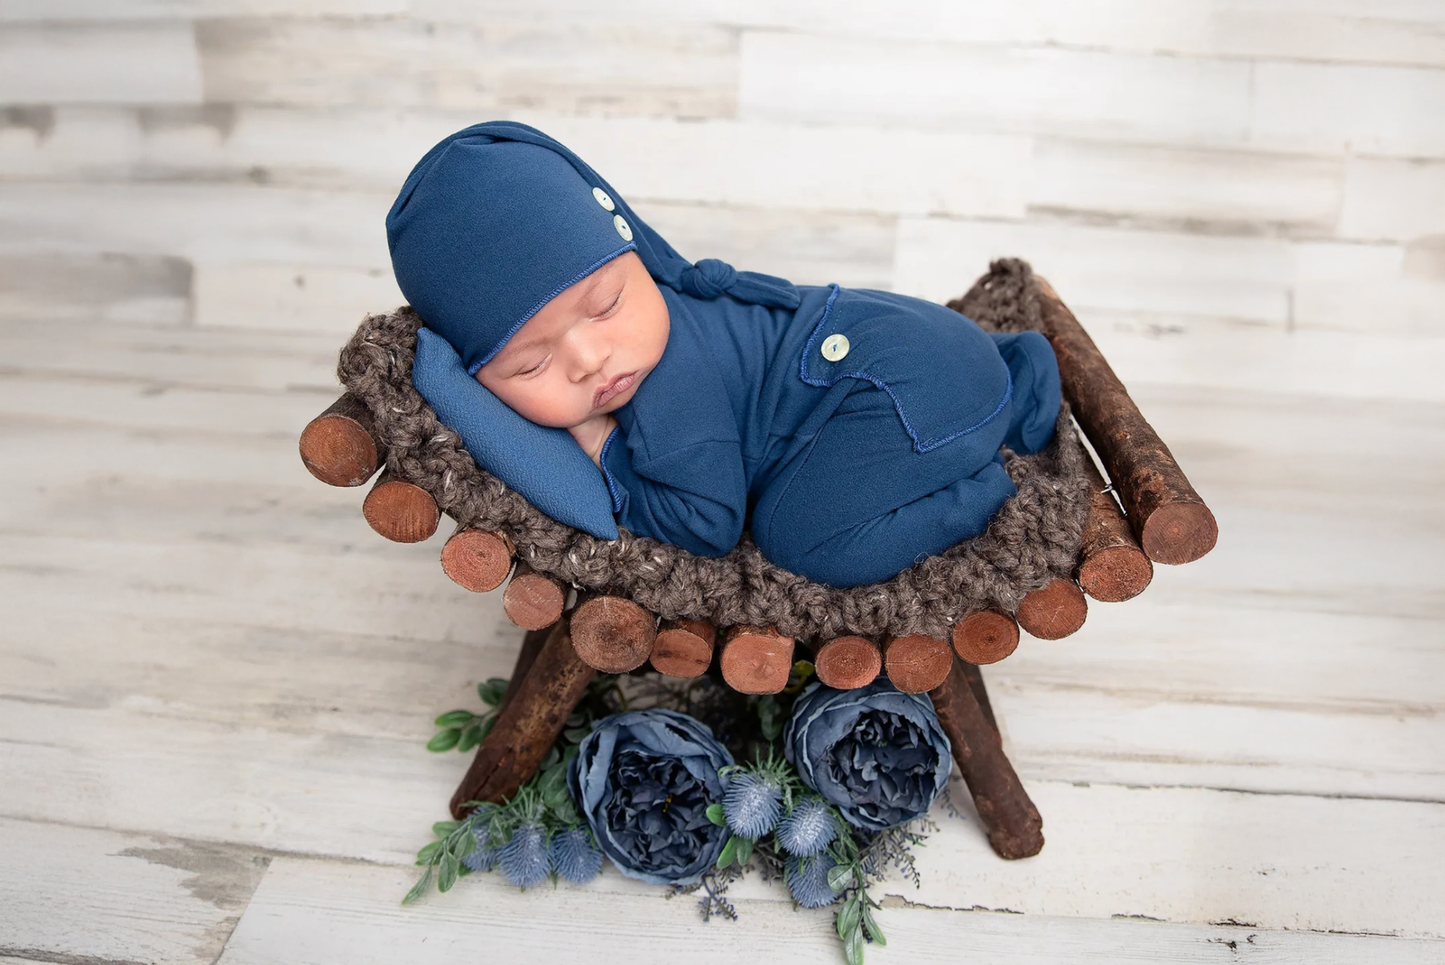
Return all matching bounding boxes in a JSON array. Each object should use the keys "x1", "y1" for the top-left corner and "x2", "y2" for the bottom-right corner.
[{"x1": 565, "y1": 330, "x2": 610, "y2": 381}]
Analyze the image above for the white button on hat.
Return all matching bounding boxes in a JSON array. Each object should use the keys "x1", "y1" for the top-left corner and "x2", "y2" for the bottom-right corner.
[
  {"x1": 613, "y1": 214, "x2": 632, "y2": 241},
  {"x1": 821, "y1": 333, "x2": 850, "y2": 362},
  {"x1": 592, "y1": 186, "x2": 615, "y2": 211}
]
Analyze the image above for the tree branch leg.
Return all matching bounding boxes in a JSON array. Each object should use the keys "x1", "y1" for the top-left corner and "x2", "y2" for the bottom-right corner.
[
  {"x1": 450, "y1": 617, "x2": 596, "y2": 819},
  {"x1": 930, "y1": 660, "x2": 1044, "y2": 859}
]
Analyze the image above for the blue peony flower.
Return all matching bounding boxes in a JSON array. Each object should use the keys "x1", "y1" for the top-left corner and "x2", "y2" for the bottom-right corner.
[
  {"x1": 783, "y1": 678, "x2": 952, "y2": 831},
  {"x1": 722, "y1": 772, "x2": 783, "y2": 838},
  {"x1": 549, "y1": 826, "x2": 603, "y2": 884},
  {"x1": 776, "y1": 795, "x2": 837, "y2": 857},
  {"x1": 568, "y1": 708, "x2": 734, "y2": 886},
  {"x1": 498, "y1": 823, "x2": 551, "y2": 888},
  {"x1": 786, "y1": 853, "x2": 843, "y2": 908}
]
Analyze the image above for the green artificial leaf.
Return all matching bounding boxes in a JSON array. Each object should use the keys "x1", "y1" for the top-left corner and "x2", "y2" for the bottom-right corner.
[
  {"x1": 836, "y1": 893, "x2": 861, "y2": 940},
  {"x1": 844, "y1": 924, "x2": 865, "y2": 965},
  {"x1": 427, "y1": 728, "x2": 461, "y2": 752},
  {"x1": 477, "y1": 678, "x2": 508, "y2": 707},
  {"x1": 563, "y1": 726, "x2": 592, "y2": 743},
  {"x1": 456, "y1": 721, "x2": 484, "y2": 752},
  {"x1": 476, "y1": 714, "x2": 498, "y2": 741},
  {"x1": 434, "y1": 709, "x2": 475, "y2": 728},
  {"x1": 415, "y1": 840, "x2": 442, "y2": 865},
  {"x1": 402, "y1": 867, "x2": 432, "y2": 905},
  {"x1": 861, "y1": 900, "x2": 886, "y2": 946},
  {"x1": 705, "y1": 803, "x2": 726, "y2": 827},
  {"x1": 538, "y1": 764, "x2": 571, "y2": 813},
  {"x1": 562, "y1": 743, "x2": 581, "y2": 765},
  {"x1": 540, "y1": 745, "x2": 561, "y2": 771},
  {"x1": 432, "y1": 820, "x2": 461, "y2": 837},
  {"x1": 454, "y1": 831, "x2": 477, "y2": 859},
  {"x1": 734, "y1": 835, "x2": 755, "y2": 866},
  {"x1": 438, "y1": 852, "x2": 459, "y2": 893},
  {"x1": 756, "y1": 695, "x2": 782, "y2": 741},
  {"x1": 716, "y1": 835, "x2": 738, "y2": 869},
  {"x1": 551, "y1": 796, "x2": 580, "y2": 826},
  {"x1": 827, "y1": 863, "x2": 855, "y2": 893}
]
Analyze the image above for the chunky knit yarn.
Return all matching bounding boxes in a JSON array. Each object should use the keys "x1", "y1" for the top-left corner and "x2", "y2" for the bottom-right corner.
[{"x1": 337, "y1": 258, "x2": 1091, "y2": 642}]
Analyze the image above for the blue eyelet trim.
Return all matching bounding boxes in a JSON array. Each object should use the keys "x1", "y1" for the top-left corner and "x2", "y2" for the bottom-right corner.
[
  {"x1": 467, "y1": 242, "x2": 638, "y2": 375},
  {"x1": 598, "y1": 425, "x2": 625, "y2": 513},
  {"x1": 798, "y1": 284, "x2": 1013, "y2": 454}
]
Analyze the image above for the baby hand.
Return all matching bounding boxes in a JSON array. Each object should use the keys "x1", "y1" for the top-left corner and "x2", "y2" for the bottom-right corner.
[{"x1": 568, "y1": 413, "x2": 618, "y2": 468}]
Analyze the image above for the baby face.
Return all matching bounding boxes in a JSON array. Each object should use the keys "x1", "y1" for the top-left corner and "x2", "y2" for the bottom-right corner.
[{"x1": 475, "y1": 251, "x2": 669, "y2": 428}]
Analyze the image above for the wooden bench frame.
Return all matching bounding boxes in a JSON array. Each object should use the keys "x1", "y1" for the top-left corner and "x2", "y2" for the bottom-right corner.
[{"x1": 298, "y1": 274, "x2": 1217, "y2": 861}]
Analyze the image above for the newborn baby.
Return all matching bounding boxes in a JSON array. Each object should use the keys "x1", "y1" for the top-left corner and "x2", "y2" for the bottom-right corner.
[{"x1": 387, "y1": 122, "x2": 1061, "y2": 588}]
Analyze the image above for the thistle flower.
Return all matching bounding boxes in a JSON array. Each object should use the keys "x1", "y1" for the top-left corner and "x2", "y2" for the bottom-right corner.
[
  {"x1": 462, "y1": 818, "x2": 500, "y2": 872},
  {"x1": 498, "y1": 823, "x2": 552, "y2": 889},
  {"x1": 549, "y1": 826, "x2": 603, "y2": 884},
  {"x1": 776, "y1": 796, "x2": 837, "y2": 857},
  {"x1": 723, "y1": 772, "x2": 783, "y2": 838},
  {"x1": 786, "y1": 854, "x2": 842, "y2": 908}
]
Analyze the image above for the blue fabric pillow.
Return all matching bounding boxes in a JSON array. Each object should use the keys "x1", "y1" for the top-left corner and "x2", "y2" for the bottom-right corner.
[{"x1": 411, "y1": 326, "x2": 619, "y2": 539}]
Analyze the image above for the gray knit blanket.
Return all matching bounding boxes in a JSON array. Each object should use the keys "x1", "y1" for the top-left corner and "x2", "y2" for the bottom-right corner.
[{"x1": 338, "y1": 258, "x2": 1092, "y2": 642}]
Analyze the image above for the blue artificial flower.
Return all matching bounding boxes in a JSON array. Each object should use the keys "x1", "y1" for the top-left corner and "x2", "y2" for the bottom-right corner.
[
  {"x1": 783, "y1": 678, "x2": 952, "y2": 831},
  {"x1": 461, "y1": 816, "x2": 500, "y2": 872},
  {"x1": 786, "y1": 853, "x2": 843, "y2": 908},
  {"x1": 549, "y1": 826, "x2": 603, "y2": 884},
  {"x1": 722, "y1": 771, "x2": 783, "y2": 838},
  {"x1": 498, "y1": 823, "x2": 552, "y2": 888},
  {"x1": 568, "y1": 708, "x2": 734, "y2": 886},
  {"x1": 775, "y1": 796, "x2": 837, "y2": 857}
]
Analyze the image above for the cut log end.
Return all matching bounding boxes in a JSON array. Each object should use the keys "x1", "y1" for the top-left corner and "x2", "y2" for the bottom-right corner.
[
  {"x1": 882, "y1": 633, "x2": 954, "y2": 694},
  {"x1": 951, "y1": 610, "x2": 1020, "y2": 666},
  {"x1": 651, "y1": 618, "x2": 717, "y2": 678},
  {"x1": 441, "y1": 527, "x2": 515, "y2": 593},
  {"x1": 502, "y1": 561, "x2": 566, "y2": 630},
  {"x1": 1016, "y1": 578, "x2": 1088, "y2": 640},
  {"x1": 569, "y1": 595, "x2": 657, "y2": 674},
  {"x1": 813, "y1": 635, "x2": 882, "y2": 690},
  {"x1": 361, "y1": 470, "x2": 440, "y2": 543},
  {"x1": 720, "y1": 626, "x2": 795, "y2": 695},
  {"x1": 1078, "y1": 544, "x2": 1154, "y2": 603},
  {"x1": 299, "y1": 394, "x2": 384, "y2": 488},
  {"x1": 1140, "y1": 499, "x2": 1219, "y2": 565}
]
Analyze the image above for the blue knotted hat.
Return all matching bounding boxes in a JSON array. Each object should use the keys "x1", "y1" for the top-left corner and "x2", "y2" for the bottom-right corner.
[{"x1": 386, "y1": 120, "x2": 801, "y2": 373}]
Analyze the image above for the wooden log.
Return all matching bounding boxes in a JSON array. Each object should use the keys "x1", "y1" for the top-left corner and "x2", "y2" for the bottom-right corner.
[
  {"x1": 450, "y1": 618, "x2": 595, "y2": 819},
  {"x1": 813, "y1": 635, "x2": 882, "y2": 690},
  {"x1": 1034, "y1": 276, "x2": 1218, "y2": 565},
  {"x1": 929, "y1": 660, "x2": 1044, "y2": 859},
  {"x1": 1016, "y1": 578, "x2": 1088, "y2": 640},
  {"x1": 498, "y1": 625, "x2": 555, "y2": 712},
  {"x1": 298, "y1": 392, "x2": 386, "y2": 487},
  {"x1": 719, "y1": 625, "x2": 795, "y2": 695},
  {"x1": 650, "y1": 618, "x2": 717, "y2": 678},
  {"x1": 569, "y1": 593, "x2": 656, "y2": 674},
  {"x1": 1075, "y1": 446, "x2": 1154, "y2": 603},
  {"x1": 958, "y1": 660, "x2": 998, "y2": 734},
  {"x1": 501, "y1": 560, "x2": 567, "y2": 630},
  {"x1": 361, "y1": 468, "x2": 440, "y2": 543},
  {"x1": 882, "y1": 633, "x2": 955, "y2": 694},
  {"x1": 440, "y1": 524, "x2": 514, "y2": 593},
  {"x1": 951, "y1": 610, "x2": 1020, "y2": 666}
]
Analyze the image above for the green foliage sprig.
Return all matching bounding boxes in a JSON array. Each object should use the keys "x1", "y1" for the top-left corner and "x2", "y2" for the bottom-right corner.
[{"x1": 426, "y1": 677, "x2": 508, "y2": 753}]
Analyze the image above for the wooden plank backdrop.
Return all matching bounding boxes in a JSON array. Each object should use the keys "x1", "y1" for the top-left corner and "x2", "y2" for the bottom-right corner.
[{"x1": 1, "y1": 1, "x2": 1443, "y2": 961}]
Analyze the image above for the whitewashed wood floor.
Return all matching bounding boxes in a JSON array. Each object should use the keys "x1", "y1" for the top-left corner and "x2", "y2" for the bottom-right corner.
[{"x1": 1, "y1": 308, "x2": 1443, "y2": 965}]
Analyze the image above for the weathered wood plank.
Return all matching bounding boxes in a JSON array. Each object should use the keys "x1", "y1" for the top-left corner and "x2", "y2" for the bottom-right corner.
[
  {"x1": 0, "y1": 252, "x2": 192, "y2": 326},
  {"x1": 741, "y1": 32, "x2": 1253, "y2": 147},
  {"x1": 1251, "y1": 61, "x2": 1445, "y2": 159},
  {"x1": 1292, "y1": 240, "x2": 1445, "y2": 338},
  {"x1": 0, "y1": 21, "x2": 202, "y2": 104},
  {"x1": 215, "y1": 851, "x2": 1445, "y2": 964},
  {"x1": 1340, "y1": 156, "x2": 1445, "y2": 244},
  {"x1": 0, "y1": 817, "x2": 268, "y2": 965},
  {"x1": 195, "y1": 17, "x2": 736, "y2": 117},
  {"x1": 1029, "y1": 138, "x2": 1343, "y2": 237}
]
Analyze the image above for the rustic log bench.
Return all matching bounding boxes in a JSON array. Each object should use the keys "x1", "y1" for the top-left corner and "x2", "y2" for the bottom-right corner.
[{"x1": 298, "y1": 267, "x2": 1216, "y2": 861}]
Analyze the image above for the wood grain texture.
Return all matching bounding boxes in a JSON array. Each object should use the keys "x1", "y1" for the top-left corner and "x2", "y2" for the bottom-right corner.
[
  {"x1": 440, "y1": 523, "x2": 514, "y2": 593},
  {"x1": 812, "y1": 634, "x2": 881, "y2": 689},
  {"x1": 298, "y1": 392, "x2": 384, "y2": 487},
  {"x1": 362, "y1": 468, "x2": 441, "y2": 544},
  {"x1": 719, "y1": 624, "x2": 794, "y2": 694},
  {"x1": 649, "y1": 617, "x2": 716, "y2": 677},
  {"x1": 501, "y1": 560, "x2": 566, "y2": 630}
]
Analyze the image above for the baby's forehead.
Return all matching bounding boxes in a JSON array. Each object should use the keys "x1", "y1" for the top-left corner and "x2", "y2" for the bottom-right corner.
[{"x1": 494, "y1": 256, "x2": 629, "y2": 357}]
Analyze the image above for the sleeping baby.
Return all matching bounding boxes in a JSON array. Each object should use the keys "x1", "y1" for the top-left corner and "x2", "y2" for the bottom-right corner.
[{"x1": 386, "y1": 121, "x2": 1061, "y2": 589}]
